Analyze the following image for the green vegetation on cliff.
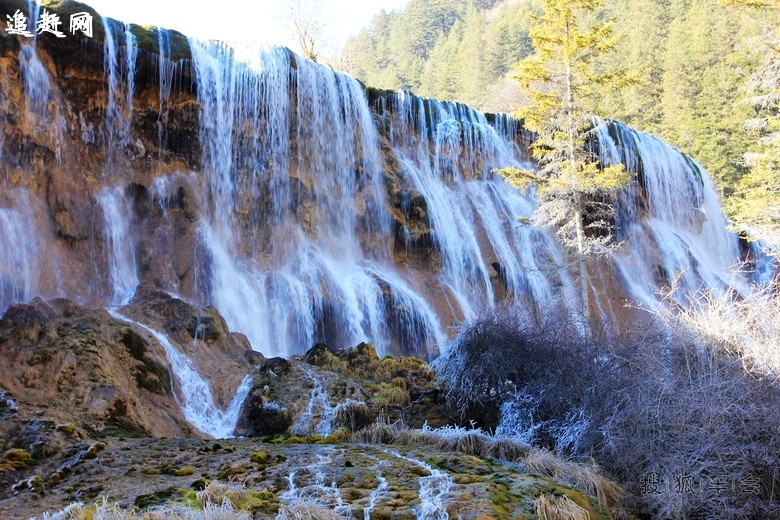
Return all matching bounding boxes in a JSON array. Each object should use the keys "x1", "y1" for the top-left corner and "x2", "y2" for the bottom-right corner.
[{"x1": 339, "y1": 0, "x2": 780, "y2": 239}]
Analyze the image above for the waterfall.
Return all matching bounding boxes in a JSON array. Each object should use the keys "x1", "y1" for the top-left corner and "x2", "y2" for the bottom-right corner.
[
  {"x1": 156, "y1": 28, "x2": 175, "y2": 167},
  {"x1": 0, "y1": 17, "x2": 772, "y2": 359},
  {"x1": 291, "y1": 367, "x2": 337, "y2": 436},
  {"x1": 187, "y1": 41, "x2": 448, "y2": 357},
  {"x1": 0, "y1": 191, "x2": 43, "y2": 312},
  {"x1": 101, "y1": 17, "x2": 137, "y2": 167},
  {"x1": 385, "y1": 91, "x2": 580, "y2": 322},
  {"x1": 108, "y1": 309, "x2": 251, "y2": 438},
  {"x1": 598, "y1": 121, "x2": 758, "y2": 304},
  {"x1": 96, "y1": 187, "x2": 139, "y2": 305},
  {"x1": 384, "y1": 449, "x2": 453, "y2": 520}
]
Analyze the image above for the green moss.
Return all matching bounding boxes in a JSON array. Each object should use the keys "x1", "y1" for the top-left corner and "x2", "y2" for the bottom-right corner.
[
  {"x1": 320, "y1": 428, "x2": 351, "y2": 443},
  {"x1": 240, "y1": 489, "x2": 280, "y2": 515},
  {"x1": 134, "y1": 486, "x2": 182, "y2": 510},
  {"x1": 0, "y1": 449, "x2": 31, "y2": 472},
  {"x1": 83, "y1": 442, "x2": 106, "y2": 459},
  {"x1": 55, "y1": 423, "x2": 76, "y2": 434},
  {"x1": 173, "y1": 466, "x2": 195, "y2": 476},
  {"x1": 190, "y1": 478, "x2": 211, "y2": 490},
  {"x1": 250, "y1": 451, "x2": 269, "y2": 464},
  {"x1": 176, "y1": 489, "x2": 201, "y2": 510},
  {"x1": 270, "y1": 434, "x2": 308, "y2": 444},
  {"x1": 409, "y1": 465, "x2": 431, "y2": 477}
]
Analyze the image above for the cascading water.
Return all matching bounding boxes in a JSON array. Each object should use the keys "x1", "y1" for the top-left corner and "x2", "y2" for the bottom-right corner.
[
  {"x1": 96, "y1": 187, "x2": 138, "y2": 305},
  {"x1": 101, "y1": 17, "x2": 137, "y2": 165},
  {"x1": 107, "y1": 309, "x2": 251, "y2": 438},
  {"x1": 278, "y1": 449, "x2": 352, "y2": 518},
  {"x1": 363, "y1": 458, "x2": 389, "y2": 520},
  {"x1": 291, "y1": 367, "x2": 337, "y2": 436},
  {"x1": 187, "y1": 41, "x2": 449, "y2": 357},
  {"x1": 597, "y1": 121, "x2": 765, "y2": 305},
  {"x1": 386, "y1": 91, "x2": 580, "y2": 321},
  {"x1": 0, "y1": 8, "x2": 773, "y2": 360},
  {"x1": 384, "y1": 449, "x2": 453, "y2": 520},
  {"x1": 0, "y1": 190, "x2": 44, "y2": 312}
]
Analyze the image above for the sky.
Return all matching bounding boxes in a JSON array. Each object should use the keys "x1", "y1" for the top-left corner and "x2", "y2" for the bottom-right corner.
[{"x1": 80, "y1": 0, "x2": 409, "y2": 51}]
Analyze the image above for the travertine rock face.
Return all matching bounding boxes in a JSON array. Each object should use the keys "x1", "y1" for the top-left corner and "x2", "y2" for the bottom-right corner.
[
  {"x1": 0, "y1": 297, "x2": 195, "y2": 439},
  {"x1": 1, "y1": 0, "x2": 563, "y2": 359}
]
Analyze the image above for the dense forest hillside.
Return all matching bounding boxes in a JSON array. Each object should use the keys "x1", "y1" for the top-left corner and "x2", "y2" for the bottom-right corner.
[{"x1": 340, "y1": 0, "x2": 780, "y2": 241}]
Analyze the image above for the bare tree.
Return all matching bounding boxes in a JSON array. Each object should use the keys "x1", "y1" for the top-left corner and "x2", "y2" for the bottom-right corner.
[{"x1": 281, "y1": 0, "x2": 329, "y2": 62}]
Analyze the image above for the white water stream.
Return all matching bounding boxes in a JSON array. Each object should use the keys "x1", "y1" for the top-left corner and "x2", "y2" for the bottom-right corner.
[
  {"x1": 385, "y1": 449, "x2": 453, "y2": 520},
  {"x1": 108, "y1": 309, "x2": 251, "y2": 438}
]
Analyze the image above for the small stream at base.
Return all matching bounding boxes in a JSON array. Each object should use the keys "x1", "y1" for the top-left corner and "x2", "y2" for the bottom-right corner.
[{"x1": 108, "y1": 309, "x2": 250, "y2": 438}]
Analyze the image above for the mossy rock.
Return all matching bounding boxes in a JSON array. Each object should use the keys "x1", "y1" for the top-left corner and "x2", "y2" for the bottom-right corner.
[
  {"x1": 134, "y1": 486, "x2": 182, "y2": 510},
  {"x1": 374, "y1": 382, "x2": 410, "y2": 408},
  {"x1": 0, "y1": 448, "x2": 31, "y2": 472},
  {"x1": 249, "y1": 451, "x2": 269, "y2": 464}
]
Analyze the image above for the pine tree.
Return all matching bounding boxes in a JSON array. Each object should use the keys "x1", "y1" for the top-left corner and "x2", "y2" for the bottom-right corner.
[
  {"x1": 499, "y1": 0, "x2": 632, "y2": 321},
  {"x1": 720, "y1": 0, "x2": 780, "y2": 240}
]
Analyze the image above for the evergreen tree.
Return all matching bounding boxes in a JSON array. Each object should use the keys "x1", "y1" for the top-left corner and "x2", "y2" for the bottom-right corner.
[
  {"x1": 499, "y1": 0, "x2": 631, "y2": 320},
  {"x1": 721, "y1": 0, "x2": 780, "y2": 237}
]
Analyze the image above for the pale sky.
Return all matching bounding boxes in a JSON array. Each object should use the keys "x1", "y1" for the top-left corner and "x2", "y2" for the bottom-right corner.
[{"x1": 81, "y1": 0, "x2": 409, "y2": 51}]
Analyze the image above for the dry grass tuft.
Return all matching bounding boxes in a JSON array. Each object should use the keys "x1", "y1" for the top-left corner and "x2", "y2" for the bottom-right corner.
[
  {"x1": 535, "y1": 493, "x2": 590, "y2": 520},
  {"x1": 275, "y1": 501, "x2": 348, "y2": 519},
  {"x1": 38, "y1": 497, "x2": 252, "y2": 520},
  {"x1": 196, "y1": 480, "x2": 247, "y2": 509}
]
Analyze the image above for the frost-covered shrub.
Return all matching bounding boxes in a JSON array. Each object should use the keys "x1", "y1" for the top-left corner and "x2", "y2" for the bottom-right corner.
[
  {"x1": 434, "y1": 294, "x2": 780, "y2": 518},
  {"x1": 431, "y1": 303, "x2": 601, "y2": 436}
]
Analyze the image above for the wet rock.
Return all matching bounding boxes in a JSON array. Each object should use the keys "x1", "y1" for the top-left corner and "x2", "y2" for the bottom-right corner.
[
  {"x1": 234, "y1": 401, "x2": 293, "y2": 438},
  {"x1": 263, "y1": 357, "x2": 291, "y2": 375},
  {"x1": 302, "y1": 342, "x2": 339, "y2": 366},
  {"x1": 244, "y1": 349, "x2": 266, "y2": 367}
]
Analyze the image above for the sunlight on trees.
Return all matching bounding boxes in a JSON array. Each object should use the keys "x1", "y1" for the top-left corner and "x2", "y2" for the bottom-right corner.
[{"x1": 498, "y1": 0, "x2": 632, "y2": 320}]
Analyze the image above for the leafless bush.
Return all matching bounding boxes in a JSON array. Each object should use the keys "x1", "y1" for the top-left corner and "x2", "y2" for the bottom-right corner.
[
  {"x1": 433, "y1": 287, "x2": 780, "y2": 519},
  {"x1": 596, "y1": 286, "x2": 780, "y2": 519},
  {"x1": 431, "y1": 302, "x2": 596, "y2": 432}
]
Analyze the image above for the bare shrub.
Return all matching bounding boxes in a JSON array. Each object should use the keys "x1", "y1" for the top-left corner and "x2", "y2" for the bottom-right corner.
[
  {"x1": 433, "y1": 285, "x2": 780, "y2": 519},
  {"x1": 431, "y1": 302, "x2": 596, "y2": 432},
  {"x1": 596, "y1": 297, "x2": 780, "y2": 519}
]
